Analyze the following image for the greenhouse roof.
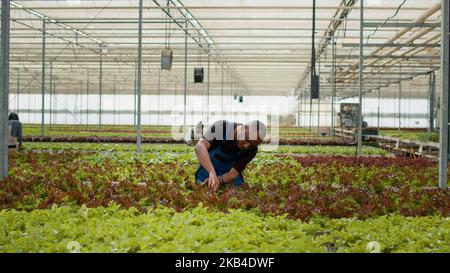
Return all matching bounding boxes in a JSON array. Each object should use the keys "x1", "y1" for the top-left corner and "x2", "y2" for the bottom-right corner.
[{"x1": 6, "y1": 0, "x2": 443, "y2": 98}]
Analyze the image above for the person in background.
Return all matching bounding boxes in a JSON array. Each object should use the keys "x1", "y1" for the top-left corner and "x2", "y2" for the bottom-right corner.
[{"x1": 8, "y1": 112, "x2": 23, "y2": 151}]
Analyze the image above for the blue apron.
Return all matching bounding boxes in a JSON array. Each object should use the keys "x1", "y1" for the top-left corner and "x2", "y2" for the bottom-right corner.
[{"x1": 195, "y1": 125, "x2": 244, "y2": 186}]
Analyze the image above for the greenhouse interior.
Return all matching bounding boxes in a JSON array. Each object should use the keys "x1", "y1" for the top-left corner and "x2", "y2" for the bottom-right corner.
[{"x1": 0, "y1": 0, "x2": 449, "y2": 255}]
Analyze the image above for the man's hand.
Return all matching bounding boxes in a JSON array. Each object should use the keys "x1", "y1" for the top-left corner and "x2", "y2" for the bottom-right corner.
[{"x1": 203, "y1": 172, "x2": 222, "y2": 192}]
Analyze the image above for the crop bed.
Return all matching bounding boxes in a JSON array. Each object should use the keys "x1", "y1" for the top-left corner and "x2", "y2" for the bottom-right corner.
[
  {"x1": 380, "y1": 130, "x2": 439, "y2": 143},
  {"x1": 23, "y1": 124, "x2": 342, "y2": 141},
  {"x1": 23, "y1": 135, "x2": 186, "y2": 144},
  {"x1": 2, "y1": 151, "x2": 446, "y2": 219},
  {"x1": 1, "y1": 206, "x2": 449, "y2": 253},
  {"x1": 1, "y1": 144, "x2": 448, "y2": 253},
  {"x1": 23, "y1": 135, "x2": 356, "y2": 146},
  {"x1": 22, "y1": 142, "x2": 389, "y2": 156}
]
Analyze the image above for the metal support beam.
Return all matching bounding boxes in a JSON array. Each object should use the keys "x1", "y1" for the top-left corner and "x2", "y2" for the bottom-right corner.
[
  {"x1": 49, "y1": 63, "x2": 52, "y2": 127},
  {"x1": 297, "y1": 96, "x2": 300, "y2": 127},
  {"x1": 357, "y1": 0, "x2": 364, "y2": 158},
  {"x1": 157, "y1": 68, "x2": 160, "y2": 126},
  {"x1": 183, "y1": 20, "x2": 188, "y2": 127},
  {"x1": 336, "y1": 55, "x2": 440, "y2": 60},
  {"x1": 86, "y1": 68, "x2": 89, "y2": 126},
  {"x1": 40, "y1": 19, "x2": 45, "y2": 137},
  {"x1": 439, "y1": 0, "x2": 450, "y2": 189},
  {"x1": 113, "y1": 75, "x2": 116, "y2": 125},
  {"x1": 317, "y1": 58, "x2": 321, "y2": 134},
  {"x1": 377, "y1": 76, "x2": 381, "y2": 130},
  {"x1": 331, "y1": 38, "x2": 336, "y2": 135},
  {"x1": 429, "y1": 71, "x2": 436, "y2": 133},
  {"x1": 221, "y1": 62, "x2": 224, "y2": 116},
  {"x1": 136, "y1": 0, "x2": 143, "y2": 153},
  {"x1": 397, "y1": 65, "x2": 402, "y2": 148},
  {"x1": 207, "y1": 44, "x2": 210, "y2": 125},
  {"x1": 309, "y1": 95, "x2": 312, "y2": 133},
  {"x1": 99, "y1": 47, "x2": 103, "y2": 127},
  {"x1": 53, "y1": 75, "x2": 56, "y2": 125},
  {"x1": 343, "y1": 43, "x2": 440, "y2": 48},
  {"x1": 133, "y1": 63, "x2": 137, "y2": 127},
  {"x1": 1, "y1": 0, "x2": 10, "y2": 178},
  {"x1": 363, "y1": 22, "x2": 440, "y2": 28},
  {"x1": 15, "y1": 68, "x2": 19, "y2": 113}
]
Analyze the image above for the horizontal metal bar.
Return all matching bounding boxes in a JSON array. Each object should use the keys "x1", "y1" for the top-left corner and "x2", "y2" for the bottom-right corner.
[
  {"x1": 326, "y1": 64, "x2": 439, "y2": 69},
  {"x1": 8, "y1": 42, "x2": 332, "y2": 45},
  {"x1": 10, "y1": 35, "x2": 330, "y2": 39},
  {"x1": 364, "y1": 22, "x2": 441, "y2": 28},
  {"x1": 6, "y1": 17, "x2": 419, "y2": 22},
  {"x1": 7, "y1": 27, "x2": 382, "y2": 32},
  {"x1": 10, "y1": 5, "x2": 432, "y2": 11},
  {"x1": 336, "y1": 55, "x2": 440, "y2": 60},
  {"x1": 342, "y1": 43, "x2": 440, "y2": 48}
]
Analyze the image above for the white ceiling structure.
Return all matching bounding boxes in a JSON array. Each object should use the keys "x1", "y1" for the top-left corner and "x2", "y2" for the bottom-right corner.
[{"x1": 5, "y1": 0, "x2": 444, "y2": 100}]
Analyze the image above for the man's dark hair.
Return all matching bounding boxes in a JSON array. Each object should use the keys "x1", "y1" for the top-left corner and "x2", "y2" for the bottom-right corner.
[{"x1": 8, "y1": 112, "x2": 19, "y2": 121}]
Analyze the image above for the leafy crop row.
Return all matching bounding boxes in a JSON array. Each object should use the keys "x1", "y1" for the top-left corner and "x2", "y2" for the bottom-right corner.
[
  {"x1": 381, "y1": 130, "x2": 439, "y2": 143},
  {"x1": 1, "y1": 205, "x2": 449, "y2": 253},
  {"x1": 23, "y1": 136, "x2": 355, "y2": 146},
  {"x1": 23, "y1": 136, "x2": 186, "y2": 144},
  {"x1": 1, "y1": 151, "x2": 446, "y2": 220},
  {"x1": 23, "y1": 124, "x2": 322, "y2": 139},
  {"x1": 22, "y1": 142, "x2": 388, "y2": 156}
]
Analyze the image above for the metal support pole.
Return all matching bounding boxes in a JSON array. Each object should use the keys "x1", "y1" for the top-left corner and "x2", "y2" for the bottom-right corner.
[
  {"x1": 27, "y1": 85, "x2": 30, "y2": 123},
  {"x1": 99, "y1": 47, "x2": 103, "y2": 127},
  {"x1": 317, "y1": 57, "x2": 321, "y2": 134},
  {"x1": 439, "y1": 0, "x2": 450, "y2": 189},
  {"x1": 16, "y1": 68, "x2": 19, "y2": 113},
  {"x1": 397, "y1": 65, "x2": 402, "y2": 148},
  {"x1": 409, "y1": 83, "x2": 412, "y2": 128},
  {"x1": 49, "y1": 63, "x2": 52, "y2": 127},
  {"x1": 357, "y1": 0, "x2": 364, "y2": 158},
  {"x1": 331, "y1": 38, "x2": 336, "y2": 136},
  {"x1": 229, "y1": 74, "x2": 232, "y2": 121},
  {"x1": 53, "y1": 78, "x2": 56, "y2": 125},
  {"x1": 221, "y1": 62, "x2": 224, "y2": 117},
  {"x1": 429, "y1": 71, "x2": 436, "y2": 133},
  {"x1": 297, "y1": 96, "x2": 300, "y2": 127},
  {"x1": 183, "y1": 20, "x2": 188, "y2": 127},
  {"x1": 1, "y1": 0, "x2": 10, "y2": 178},
  {"x1": 302, "y1": 82, "x2": 305, "y2": 128},
  {"x1": 309, "y1": 95, "x2": 312, "y2": 133},
  {"x1": 134, "y1": 63, "x2": 137, "y2": 127},
  {"x1": 113, "y1": 76, "x2": 116, "y2": 125},
  {"x1": 86, "y1": 68, "x2": 89, "y2": 126},
  {"x1": 79, "y1": 80, "x2": 82, "y2": 125},
  {"x1": 377, "y1": 75, "x2": 381, "y2": 131},
  {"x1": 207, "y1": 44, "x2": 211, "y2": 125},
  {"x1": 136, "y1": 0, "x2": 143, "y2": 153},
  {"x1": 41, "y1": 19, "x2": 46, "y2": 137},
  {"x1": 317, "y1": 92, "x2": 320, "y2": 134},
  {"x1": 157, "y1": 68, "x2": 160, "y2": 126}
]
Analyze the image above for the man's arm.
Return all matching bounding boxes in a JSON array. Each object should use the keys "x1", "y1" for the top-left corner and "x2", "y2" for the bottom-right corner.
[
  {"x1": 195, "y1": 138, "x2": 214, "y2": 174},
  {"x1": 220, "y1": 168, "x2": 240, "y2": 184},
  {"x1": 195, "y1": 138, "x2": 221, "y2": 191}
]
